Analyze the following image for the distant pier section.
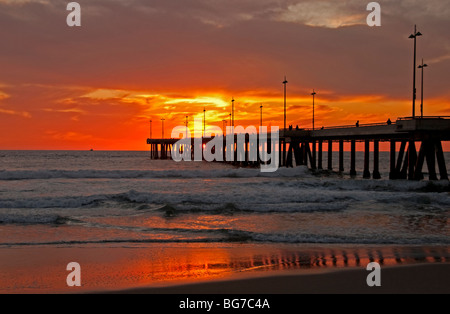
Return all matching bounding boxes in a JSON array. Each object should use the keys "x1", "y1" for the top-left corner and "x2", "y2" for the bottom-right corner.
[{"x1": 147, "y1": 117, "x2": 450, "y2": 181}]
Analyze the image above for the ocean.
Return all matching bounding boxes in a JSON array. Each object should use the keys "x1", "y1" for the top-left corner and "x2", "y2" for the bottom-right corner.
[{"x1": 0, "y1": 150, "x2": 449, "y2": 292}]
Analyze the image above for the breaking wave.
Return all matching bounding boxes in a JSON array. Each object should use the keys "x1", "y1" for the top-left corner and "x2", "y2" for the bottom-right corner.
[
  {"x1": 1, "y1": 229, "x2": 448, "y2": 246},
  {"x1": 1, "y1": 185, "x2": 449, "y2": 210},
  {"x1": 0, "y1": 167, "x2": 311, "y2": 180},
  {"x1": 0, "y1": 213, "x2": 76, "y2": 225}
]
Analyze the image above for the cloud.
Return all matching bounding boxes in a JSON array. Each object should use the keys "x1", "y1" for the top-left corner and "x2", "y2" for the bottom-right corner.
[
  {"x1": 43, "y1": 107, "x2": 86, "y2": 114},
  {"x1": 0, "y1": 0, "x2": 50, "y2": 4},
  {"x1": 0, "y1": 91, "x2": 10, "y2": 100},
  {"x1": 274, "y1": 1, "x2": 366, "y2": 28},
  {"x1": 45, "y1": 130, "x2": 94, "y2": 141},
  {"x1": 0, "y1": 108, "x2": 32, "y2": 118},
  {"x1": 428, "y1": 54, "x2": 450, "y2": 65},
  {"x1": 82, "y1": 89, "x2": 131, "y2": 100}
]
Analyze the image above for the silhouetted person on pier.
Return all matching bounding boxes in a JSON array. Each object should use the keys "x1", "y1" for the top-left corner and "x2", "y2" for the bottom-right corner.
[
  {"x1": 356, "y1": 121, "x2": 359, "y2": 127},
  {"x1": 295, "y1": 125, "x2": 299, "y2": 130},
  {"x1": 387, "y1": 119, "x2": 392, "y2": 125}
]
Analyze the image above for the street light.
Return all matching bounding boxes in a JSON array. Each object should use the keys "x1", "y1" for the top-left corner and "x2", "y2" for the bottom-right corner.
[
  {"x1": 282, "y1": 76, "x2": 288, "y2": 167},
  {"x1": 408, "y1": 25, "x2": 422, "y2": 118},
  {"x1": 260, "y1": 104, "x2": 263, "y2": 127},
  {"x1": 203, "y1": 107, "x2": 206, "y2": 137},
  {"x1": 161, "y1": 118, "x2": 165, "y2": 139},
  {"x1": 418, "y1": 59, "x2": 428, "y2": 118},
  {"x1": 231, "y1": 98, "x2": 235, "y2": 128},
  {"x1": 311, "y1": 89, "x2": 317, "y2": 130},
  {"x1": 149, "y1": 120, "x2": 152, "y2": 139},
  {"x1": 282, "y1": 76, "x2": 288, "y2": 131}
]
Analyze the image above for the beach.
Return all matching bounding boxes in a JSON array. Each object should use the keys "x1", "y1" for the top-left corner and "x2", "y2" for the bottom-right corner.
[
  {"x1": 0, "y1": 151, "x2": 449, "y2": 294},
  {"x1": 2, "y1": 0, "x2": 450, "y2": 298},
  {"x1": 120, "y1": 263, "x2": 450, "y2": 294}
]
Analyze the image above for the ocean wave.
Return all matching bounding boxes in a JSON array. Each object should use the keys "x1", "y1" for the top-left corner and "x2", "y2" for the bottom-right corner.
[
  {"x1": 0, "y1": 195, "x2": 110, "y2": 209},
  {"x1": 244, "y1": 232, "x2": 450, "y2": 245},
  {"x1": 1, "y1": 230, "x2": 448, "y2": 246},
  {"x1": 0, "y1": 167, "x2": 311, "y2": 180},
  {"x1": 0, "y1": 213, "x2": 76, "y2": 225},
  {"x1": 169, "y1": 201, "x2": 350, "y2": 215},
  {"x1": 1, "y1": 186, "x2": 449, "y2": 211}
]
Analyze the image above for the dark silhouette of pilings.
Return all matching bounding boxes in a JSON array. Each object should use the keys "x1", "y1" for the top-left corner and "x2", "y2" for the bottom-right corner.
[
  {"x1": 278, "y1": 136, "x2": 448, "y2": 181},
  {"x1": 278, "y1": 118, "x2": 449, "y2": 180},
  {"x1": 388, "y1": 138, "x2": 448, "y2": 181}
]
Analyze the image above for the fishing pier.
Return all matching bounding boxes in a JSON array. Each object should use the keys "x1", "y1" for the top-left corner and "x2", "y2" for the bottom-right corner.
[{"x1": 147, "y1": 117, "x2": 450, "y2": 181}]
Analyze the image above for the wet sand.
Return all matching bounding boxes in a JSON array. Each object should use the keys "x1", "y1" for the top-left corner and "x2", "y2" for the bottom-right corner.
[
  {"x1": 0, "y1": 244, "x2": 448, "y2": 294},
  {"x1": 118, "y1": 263, "x2": 450, "y2": 294}
]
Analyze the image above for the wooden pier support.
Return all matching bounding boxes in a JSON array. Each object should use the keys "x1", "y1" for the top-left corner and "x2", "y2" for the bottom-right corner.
[
  {"x1": 302, "y1": 143, "x2": 307, "y2": 167},
  {"x1": 339, "y1": 140, "x2": 344, "y2": 172},
  {"x1": 389, "y1": 140, "x2": 396, "y2": 179},
  {"x1": 425, "y1": 140, "x2": 437, "y2": 180},
  {"x1": 294, "y1": 141, "x2": 303, "y2": 166},
  {"x1": 350, "y1": 140, "x2": 357, "y2": 177},
  {"x1": 397, "y1": 140, "x2": 407, "y2": 179},
  {"x1": 223, "y1": 138, "x2": 227, "y2": 161},
  {"x1": 414, "y1": 139, "x2": 440, "y2": 181},
  {"x1": 327, "y1": 140, "x2": 333, "y2": 171},
  {"x1": 318, "y1": 140, "x2": 323, "y2": 170},
  {"x1": 414, "y1": 141, "x2": 426, "y2": 180},
  {"x1": 436, "y1": 141, "x2": 449, "y2": 180},
  {"x1": 286, "y1": 142, "x2": 293, "y2": 168},
  {"x1": 373, "y1": 140, "x2": 381, "y2": 179},
  {"x1": 311, "y1": 141, "x2": 317, "y2": 170},
  {"x1": 305, "y1": 142, "x2": 315, "y2": 169},
  {"x1": 407, "y1": 140, "x2": 417, "y2": 180},
  {"x1": 363, "y1": 140, "x2": 371, "y2": 179}
]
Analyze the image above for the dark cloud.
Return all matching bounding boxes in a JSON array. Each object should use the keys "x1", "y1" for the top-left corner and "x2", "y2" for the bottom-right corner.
[{"x1": 1, "y1": 0, "x2": 448, "y2": 96}]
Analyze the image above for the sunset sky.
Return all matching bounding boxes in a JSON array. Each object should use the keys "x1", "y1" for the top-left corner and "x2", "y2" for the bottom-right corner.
[{"x1": 0, "y1": 0, "x2": 449, "y2": 150}]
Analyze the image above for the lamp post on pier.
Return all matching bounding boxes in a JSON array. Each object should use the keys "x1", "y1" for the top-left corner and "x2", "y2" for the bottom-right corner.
[
  {"x1": 260, "y1": 104, "x2": 263, "y2": 127},
  {"x1": 408, "y1": 25, "x2": 422, "y2": 118},
  {"x1": 231, "y1": 98, "x2": 235, "y2": 128},
  {"x1": 203, "y1": 108, "x2": 206, "y2": 137},
  {"x1": 311, "y1": 89, "x2": 316, "y2": 130},
  {"x1": 149, "y1": 120, "x2": 152, "y2": 139},
  {"x1": 282, "y1": 77, "x2": 288, "y2": 131},
  {"x1": 418, "y1": 59, "x2": 428, "y2": 118}
]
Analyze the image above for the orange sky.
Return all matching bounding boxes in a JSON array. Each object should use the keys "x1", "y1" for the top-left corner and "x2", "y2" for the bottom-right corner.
[{"x1": 0, "y1": 0, "x2": 449, "y2": 151}]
